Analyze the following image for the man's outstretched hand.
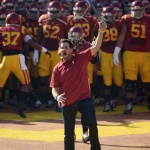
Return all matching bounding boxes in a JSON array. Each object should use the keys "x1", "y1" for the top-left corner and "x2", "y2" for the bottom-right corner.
[{"x1": 99, "y1": 20, "x2": 107, "y2": 31}]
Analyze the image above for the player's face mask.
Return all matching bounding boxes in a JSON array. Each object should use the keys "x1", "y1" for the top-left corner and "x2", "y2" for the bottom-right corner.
[
  {"x1": 48, "y1": 11, "x2": 60, "y2": 20},
  {"x1": 131, "y1": 9, "x2": 145, "y2": 19}
]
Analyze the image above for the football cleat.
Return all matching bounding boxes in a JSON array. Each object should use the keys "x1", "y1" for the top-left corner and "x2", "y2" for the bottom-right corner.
[{"x1": 124, "y1": 102, "x2": 133, "y2": 114}]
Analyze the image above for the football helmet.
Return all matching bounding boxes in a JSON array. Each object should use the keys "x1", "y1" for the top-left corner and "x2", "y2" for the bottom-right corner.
[
  {"x1": 101, "y1": 2, "x2": 110, "y2": 11},
  {"x1": 124, "y1": 0, "x2": 134, "y2": 14},
  {"x1": 130, "y1": 0, "x2": 145, "y2": 19},
  {"x1": 111, "y1": 0, "x2": 120, "y2": 3},
  {"x1": 0, "y1": 6, "x2": 8, "y2": 26},
  {"x1": 102, "y1": 6, "x2": 116, "y2": 24},
  {"x1": 38, "y1": 0, "x2": 47, "y2": 15},
  {"x1": 6, "y1": 12, "x2": 20, "y2": 24},
  {"x1": 15, "y1": 0, "x2": 25, "y2": 11},
  {"x1": 47, "y1": 1, "x2": 62, "y2": 20},
  {"x1": 60, "y1": 0, "x2": 70, "y2": 16},
  {"x1": 1, "y1": 0, "x2": 15, "y2": 13},
  {"x1": 111, "y1": 2, "x2": 121, "y2": 12},
  {"x1": 111, "y1": 1, "x2": 122, "y2": 19},
  {"x1": 26, "y1": 2, "x2": 39, "y2": 20},
  {"x1": 93, "y1": 0, "x2": 103, "y2": 12},
  {"x1": 68, "y1": 26, "x2": 84, "y2": 46},
  {"x1": 142, "y1": 0, "x2": 149, "y2": 9},
  {"x1": 142, "y1": 0, "x2": 149, "y2": 4},
  {"x1": 73, "y1": 1, "x2": 89, "y2": 19}
]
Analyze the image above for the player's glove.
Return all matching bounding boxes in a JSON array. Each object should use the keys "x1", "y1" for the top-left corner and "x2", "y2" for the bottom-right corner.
[
  {"x1": 33, "y1": 49, "x2": 39, "y2": 65},
  {"x1": 113, "y1": 46, "x2": 121, "y2": 66}
]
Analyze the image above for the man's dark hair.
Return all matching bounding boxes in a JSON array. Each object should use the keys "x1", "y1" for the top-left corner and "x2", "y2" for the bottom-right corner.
[{"x1": 59, "y1": 39, "x2": 74, "y2": 49}]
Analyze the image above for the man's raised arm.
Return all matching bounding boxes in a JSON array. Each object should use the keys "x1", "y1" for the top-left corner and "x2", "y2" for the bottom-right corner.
[{"x1": 90, "y1": 20, "x2": 107, "y2": 56}]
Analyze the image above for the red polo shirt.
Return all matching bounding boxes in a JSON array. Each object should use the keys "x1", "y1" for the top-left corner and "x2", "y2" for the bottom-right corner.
[{"x1": 50, "y1": 48, "x2": 92, "y2": 107}]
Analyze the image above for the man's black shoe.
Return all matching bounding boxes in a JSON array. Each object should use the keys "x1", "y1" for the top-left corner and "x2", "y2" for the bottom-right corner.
[
  {"x1": 82, "y1": 136, "x2": 90, "y2": 143},
  {"x1": 124, "y1": 103, "x2": 133, "y2": 114}
]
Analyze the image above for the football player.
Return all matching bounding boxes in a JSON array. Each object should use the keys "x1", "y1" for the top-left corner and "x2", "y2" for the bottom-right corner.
[
  {"x1": 113, "y1": 0, "x2": 150, "y2": 113},
  {"x1": 0, "y1": 12, "x2": 49, "y2": 117},
  {"x1": 67, "y1": 0, "x2": 99, "y2": 90},
  {"x1": 22, "y1": 2, "x2": 42, "y2": 107},
  {"x1": 32, "y1": 1, "x2": 68, "y2": 110},
  {"x1": 100, "y1": 6, "x2": 123, "y2": 112}
]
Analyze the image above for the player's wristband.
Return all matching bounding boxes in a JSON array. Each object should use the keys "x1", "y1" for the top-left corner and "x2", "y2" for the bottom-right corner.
[{"x1": 42, "y1": 47, "x2": 47, "y2": 52}]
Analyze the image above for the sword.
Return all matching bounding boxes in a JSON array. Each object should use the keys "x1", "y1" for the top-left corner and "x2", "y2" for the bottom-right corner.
[
  {"x1": 87, "y1": 0, "x2": 107, "y2": 28},
  {"x1": 87, "y1": 0, "x2": 102, "y2": 21}
]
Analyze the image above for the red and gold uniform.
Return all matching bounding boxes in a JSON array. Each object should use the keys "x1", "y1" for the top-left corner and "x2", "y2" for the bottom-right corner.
[
  {"x1": 38, "y1": 14, "x2": 68, "y2": 76},
  {"x1": 67, "y1": 15, "x2": 99, "y2": 84},
  {"x1": 100, "y1": 20, "x2": 123, "y2": 87},
  {"x1": 22, "y1": 17, "x2": 39, "y2": 78},
  {"x1": 0, "y1": 25, "x2": 30, "y2": 87},
  {"x1": 122, "y1": 14, "x2": 150, "y2": 82},
  {"x1": 67, "y1": 15, "x2": 99, "y2": 43}
]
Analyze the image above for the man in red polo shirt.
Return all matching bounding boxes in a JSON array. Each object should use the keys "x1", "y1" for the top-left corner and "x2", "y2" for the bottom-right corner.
[{"x1": 50, "y1": 20, "x2": 106, "y2": 150}]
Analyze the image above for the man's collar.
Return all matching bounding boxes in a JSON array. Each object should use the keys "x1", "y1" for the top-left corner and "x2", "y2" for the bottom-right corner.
[{"x1": 61, "y1": 55, "x2": 75, "y2": 64}]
